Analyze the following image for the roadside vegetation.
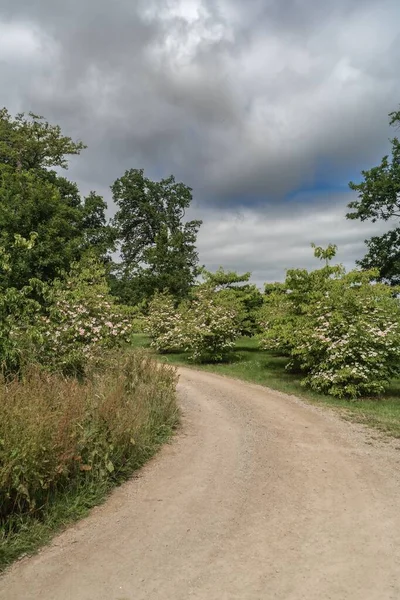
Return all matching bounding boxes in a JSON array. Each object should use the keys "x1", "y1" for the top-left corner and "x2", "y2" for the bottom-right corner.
[
  {"x1": 0, "y1": 111, "x2": 179, "y2": 570},
  {"x1": 144, "y1": 250, "x2": 400, "y2": 400},
  {"x1": 133, "y1": 335, "x2": 400, "y2": 439},
  {"x1": 1, "y1": 106, "x2": 400, "y2": 568},
  {"x1": 0, "y1": 353, "x2": 177, "y2": 569}
]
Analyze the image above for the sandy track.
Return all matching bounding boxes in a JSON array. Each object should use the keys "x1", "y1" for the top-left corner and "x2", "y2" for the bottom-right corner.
[{"x1": 1, "y1": 368, "x2": 400, "y2": 599}]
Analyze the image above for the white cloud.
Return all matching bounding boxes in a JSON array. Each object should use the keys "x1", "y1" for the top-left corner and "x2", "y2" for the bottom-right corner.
[
  {"x1": 0, "y1": 21, "x2": 41, "y2": 59},
  {"x1": 195, "y1": 193, "x2": 392, "y2": 286}
]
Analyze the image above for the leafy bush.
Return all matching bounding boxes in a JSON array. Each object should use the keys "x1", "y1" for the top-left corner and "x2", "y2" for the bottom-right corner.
[
  {"x1": 146, "y1": 288, "x2": 239, "y2": 362},
  {"x1": 260, "y1": 247, "x2": 400, "y2": 398},
  {"x1": 200, "y1": 267, "x2": 263, "y2": 336},
  {"x1": 145, "y1": 291, "x2": 185, "y2": 353},
  {"x1": 0, "y1": 351, "x2": 178, "y2": 524},
  {"x1": 36, "y1": 255, "x2": 133, "y2": 375},
  {"x1": 0, "y1": 234, "x2": 42, "y2": 373},
  {"x1": 0, "y1": 284, "x2": 41, "y2": 374},
  {"x1": 1, "y1": 241, "x2": 134, "y2": 375},
  {"x1": 182, "y1": 288, "x2": 239, "y2": 362},
  {"x1": 130, "y1": 305, "x2": 146, "y2": 333},
  {"x1": 294, "y1": 272, "x2": 400, "y2": 397}
]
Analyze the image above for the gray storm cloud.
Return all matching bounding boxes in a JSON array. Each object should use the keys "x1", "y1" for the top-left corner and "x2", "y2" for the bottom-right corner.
[{"x1": 0, "y1": 0, "x2": 399, "y2": 280}]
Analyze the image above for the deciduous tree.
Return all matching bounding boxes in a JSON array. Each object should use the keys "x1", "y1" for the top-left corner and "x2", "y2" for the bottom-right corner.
[
  {"x1": 347, "y1": 109, "x2": 400, "y2": 285},
  {"x1": 112, "y1": 169, "x2": 202, "y2": 303},
  {"x1": 0, "y1": 109, "x2": 115, "y2": 289}
]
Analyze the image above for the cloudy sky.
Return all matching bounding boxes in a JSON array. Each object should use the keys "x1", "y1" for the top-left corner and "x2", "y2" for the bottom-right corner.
[{"x1": 1, "y1": 0, "x2": 399, "y2": 285}]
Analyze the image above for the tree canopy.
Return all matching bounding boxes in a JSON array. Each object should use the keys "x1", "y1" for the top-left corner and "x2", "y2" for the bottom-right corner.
[
  {"x1": 111, "y1": 169, "x2": 202, "y2": 304},
  {"x1": 347, "y1": 109, "x2": 400, "y2": 285},
  {"x1": 0, "y1": 109, "x2": 115, "y2": 289},
  {"x1": 198, "y1": 267, "x2": 263, "y2": 336}
]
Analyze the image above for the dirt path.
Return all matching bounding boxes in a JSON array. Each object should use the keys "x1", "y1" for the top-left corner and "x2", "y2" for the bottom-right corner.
[{"x1": 1, "y1": 368, "x2": 400, "y2": 600}]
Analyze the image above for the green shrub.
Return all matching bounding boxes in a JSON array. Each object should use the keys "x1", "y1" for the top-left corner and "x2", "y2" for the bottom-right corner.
[
  {"x1": 260, "y1": 247, "x2": 400, "y2": 398},
  {"x1": 182, "y1": 288, "x2": 239, "y2": 362},
  {"x1": 130, "y1": 305, "x2": 146, "y2": 333},
  {"x1": 0, "y1": 234, "x2": 42, "y2": 373},
  {"x1": 146, "y1": 288, "x2": 239, "y2": 362},
  {"x1": 37, "y1": 255, "x2": 133, "y2": 375},
  {"x1": 294, "y1": 272, "x2": 400, "y2": 398},
  {"x1": 199, "y1": 267, "x2": 263, "y2": 336},
  {"x1": 1, "y1": 241, "x2": 134, "y2": 376},
  {"x1": 0, "y1": 351, "x2": 178, "y2": 523},
  {"x1": 145, "y1": 291, "x2": 185, "y2": 353}
]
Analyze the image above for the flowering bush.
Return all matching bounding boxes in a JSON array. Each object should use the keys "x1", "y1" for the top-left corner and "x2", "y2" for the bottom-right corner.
[
  {"x1": 38, "y1": 255, "x2": 133, "y2": 374},
  {"x1": 199, "y1": 268, "x2": 264, "y2": 336},
  {"x1": 1, "y1": 239, "x2": 134, "y2": 375},
  {"x1": 182, "y1": 288, "x2": 239, "y2": 362},
  {"x1": 146, "y1": 288, "x2": 239, "y2": 362},
  {"x1": 293, "y1": 272, "x2": 400, "y2": 398},
  {"x1": 260, "y1": 247, "x2": 400, "y2": 398},
  {"x1": 145, "y1": 291, "x2": 186, "y2": 353}
]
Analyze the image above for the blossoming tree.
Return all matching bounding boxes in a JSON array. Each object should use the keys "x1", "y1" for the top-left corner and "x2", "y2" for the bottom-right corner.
[
  {"x1": 38, "y1": 254, "x2": 133, "y2": 374},
  {"x1": 260, "y1": 245, "x2": 400, "y2": 398}
]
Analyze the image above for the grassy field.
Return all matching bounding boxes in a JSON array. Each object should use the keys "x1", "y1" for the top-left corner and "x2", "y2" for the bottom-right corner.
[{"x1": 132, "y1": 334, "x2": 400, "y2": 439}]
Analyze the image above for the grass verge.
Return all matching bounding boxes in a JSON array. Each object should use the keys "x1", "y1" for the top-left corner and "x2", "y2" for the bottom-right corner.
[
  {"x1": 132, "y1": 334, "x2": 400, "y2": 439},
  {"x1": 0, "y1": 350, "x2": 179, "y2": 571}
]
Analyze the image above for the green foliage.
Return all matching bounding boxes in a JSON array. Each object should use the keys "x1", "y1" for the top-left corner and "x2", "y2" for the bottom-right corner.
[
  {"x1": 146, "y1": 287, "x2": 239, "y2": 362},
  {"x1": 0, "y1": 167, "x2": 79, "y2": 288},
  {"x1": 200, "y1": 266, "x2": 251, "y2": 289},
  {"x1": 311, "y1": 242, "x2": 338, "y2": 265},
  {"x1": 37, "y1": 255, "x2": 134, "y2": 375},
  {"x1": 0, "y1": 109, "x2": 115, "y2": 289},
  {"x1": 0, "y1": 239, "x2": 133, "y2": 376},
  {"x1": 81, "y1": 191, "x2": 117, "y2": 258},
  {"x1": 0, "y1": 234, "x2": 43, "y2": 373},
  {"x1": 293, "y1": 272, "x2": 400, "y2": 398},
  {"x1": 182, "y1": 288, "x2": 239, "y2": 362},
  {"x1": 260, "y1": 246, "x2": 400, "y2": 398},
  {"x1": 348, "y1": 111, "x2": 400, "y2": 223},
  {"x1": 146, "y1": 291, "x2": 184, "y2": 353},
  {"x1": 199, "y1": 267, "x2": 263, "y2": 336},
  {"x1": 0, "y1": 108, "x2": 85, "y2": 170},
  {"x1": 347, "y1": 108, "x2": 400, "y2": 285},
  {"x1": 112, "y1": 169, "x2": 202, "y2": 303},
  {"x1": 0, "y1": 351, "x2": 178, "y2": 562},
  {"x1": 357, "y1": 229, "x2": 400, "y2": 286}
]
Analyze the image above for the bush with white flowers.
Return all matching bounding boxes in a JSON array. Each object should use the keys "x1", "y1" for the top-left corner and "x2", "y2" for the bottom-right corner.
[
  {"x1": 260, "y1": 247, "x2": 400, "y2": 398},
  {"x1": 38, "y1": 256, "x2": 133, "y2": 374},
  {"x1": 183, "y1": 288, "x2": 239, "y2": 362},
  {"x1": 145, "y1": 291, "x2": 186, "y2": 353},
  {"x1": 146, "y1": 287, "x2": 239, "y2": 362},
  {"x1": 294, "y1": 273, "x2": 400, "y2": 398}
]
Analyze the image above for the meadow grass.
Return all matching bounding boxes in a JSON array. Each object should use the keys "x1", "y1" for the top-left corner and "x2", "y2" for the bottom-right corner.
[{"x1": 0, "y1": 350, "x2": 179, "y2": 570}]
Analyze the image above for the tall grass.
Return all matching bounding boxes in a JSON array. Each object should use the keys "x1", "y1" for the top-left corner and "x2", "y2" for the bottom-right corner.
[{"x1": 0, "y1": 351, "x2": 179, "y2": 569}]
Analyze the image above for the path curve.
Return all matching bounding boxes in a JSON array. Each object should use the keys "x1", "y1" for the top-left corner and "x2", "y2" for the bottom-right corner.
[{"x1": 1, "y1": 368, "x2": 400, "y2": 600}]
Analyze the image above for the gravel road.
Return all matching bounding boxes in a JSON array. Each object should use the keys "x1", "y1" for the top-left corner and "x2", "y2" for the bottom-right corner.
[{"x1": 1, "y1": 367, "x2": 400, "y2": 600}]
